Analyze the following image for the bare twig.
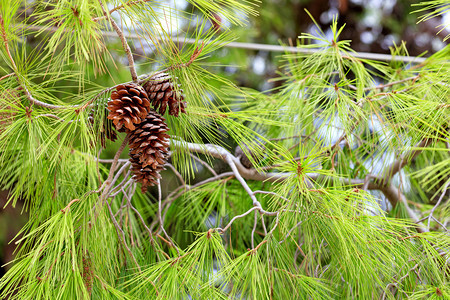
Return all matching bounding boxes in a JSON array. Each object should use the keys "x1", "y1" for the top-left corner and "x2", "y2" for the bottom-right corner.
[
  {"x1": 348, "y1": 75, "x2": 421, "y2": 92},
  {"x1": 100, "y1": 134, "x2": 131, "y2": 195},
  {"x1": 382, "y1": 264, "x2": 420, "y2": 300},
  {"x1": 34, "y1": 113, "x2": 64, "y2": 121},
  {"x1": 109, "y1": 162, "x2": 132, "y2": 190},
  {"x1": 252, "y1": 190, "x2": 290, "y2": 203},
  {"x1": 109, "y1": 176, "x2": 133, "y2": 198},
  {"x1": 279, "y1": 221, "x2": 303, "y2": 244},
  {"x1": 98, "y1": 158, "x2": 129, "y2": 164},
  {"x1": 149, "y1": 172, "x2": 235, "y2": 231}
]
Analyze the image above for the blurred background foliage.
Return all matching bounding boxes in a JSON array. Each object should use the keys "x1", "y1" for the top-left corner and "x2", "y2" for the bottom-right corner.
[{"x1": 1, "y1": 0, "x2": 448, "y2": 279}]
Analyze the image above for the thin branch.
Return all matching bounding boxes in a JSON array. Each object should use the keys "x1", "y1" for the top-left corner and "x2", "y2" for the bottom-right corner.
[
  {"x1": 252, "y1": 190, "x2": 290, "y2": 203},
  {"x1": 251, "y1": 211, "x2": 258, "y2": 248},
  {"x1": 98, "y1": 0, "x2": 138, "y2": 81},
  {"x1": 98, "y1": 158, "x2": 130, "y2": 164},
  {"x1": 34, "y1": 113, "x2": 64, "y2": 121},
  {"x1": 24, "y1": 25, "x2": 428, "y2": 64},
  {"x1": 365, "y1": 75, "x2": 420, "y2": 91},
  {"x1": 0, "y1": 14, "x2": 17, "y2": 71},
  {"x1": 105, "y1": 199, "x2": 142, "y2": 272},
  {"x1": 110, "y1": 0, "x2": 153, "y2": 15},
  {"x1": 156, "y1": 179, "x2": 179, "y2": 254},
  {"x1": 109, "y1": 176, "x2": 133, "y2": 198},
  {"x1": 426, "y1": 181, "x2": 450, "y2": 230},
  {"x1": 0, "y1": 14, "x2": 71, "y2": 110},
  {"x1": 99, "y1": 134, "x2": 131, "y2": 200},
  {"x1": 217, "y1": 207, "x2": 260, "y2": 234},
  {"x1": 279, "y1": 221, "x2": 303, "y2": 244},
  {"x1": 379, "y1": 138, "x2": 433, "y2": 186},
  {"x1": 348, "y1": 75, "x2": 421, "y2": 92},
  {"x1": 381, "y1": 185, "x2": 428, "y2": 233},
  {"x1": 150, "y1": 172, "x2": 235, "y2": 231},
  {"x1": 165, "y1": 163, "x2": 185, "y2": 186},
  {"x1": 61, "y1": 199, "x2": 80, "y2": 213},
  {"x1": 431, "y1": 216, "x2": 449, "y2": 232},
  {"x1": 382, "y1": 264, "x2": 420, "y2": 300},
  {"x1": 189, "y1": 153, "x2": 217, "y2": 176},
  {"x1": 0, "y1": 73, "x2": 14, "y2": 81}
]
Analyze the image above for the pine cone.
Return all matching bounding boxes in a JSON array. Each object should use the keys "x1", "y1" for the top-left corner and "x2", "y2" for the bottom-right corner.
[
  {"x1": 107, "y1": 83, "x2": 151, "y2": 131},
  {"x1": 128, "y1": 111, "x2": 170, "y2": 192},
  {"x1": 143, "y1": 73, "x2": 186, "y2": 117},
  {"x1": 130, "y1": 154, "x2": 166, "y2": 192},
  {"x1": 88, "y1": 103, "x2": 118, "y2": 148}
]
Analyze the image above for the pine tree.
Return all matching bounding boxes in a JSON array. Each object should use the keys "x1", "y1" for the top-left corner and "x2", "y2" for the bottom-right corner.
[{"x1": 0, "y1": 0, "x2": 449, "y2": 299}]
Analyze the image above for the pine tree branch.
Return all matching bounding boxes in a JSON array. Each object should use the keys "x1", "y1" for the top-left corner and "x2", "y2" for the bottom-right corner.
[
  {"x1": 165, "y1": 163, "x2": 185, "y2": 186},
  {"x1": 97, "y1": 134, "x2": 131, "y2": 207},
  {"x1": 175, "y1": 139, "x2": 438, "y2": 231},
  {"x1": 189, "y1": 153, "x2": 217, "y2": 176},
  {"x1": 380, "y1": 185, "x2": 428, "y2": 233},
  {"x1": 106, "y1": 199, "x2": 142, "y2": 271},
  {"x1": 0, "y1": 73, "x2": 14, "y2": 81},
  {"x1": 217, "y1": 207, "x2": 260, "y2": 234},
  {"x1": 171, "y1": 139, "x2": 379, "y2": 188},
  {"x1": 156, "y1": 179, "x2": 179, "y2": 254},
  {"x1": 426, "y1": 181, "x2": 449, "y2": 230},
  {"x1": 98, "y1": 0, "x2": 138, "y2": 82},
  {"x1": 148, "y1": 172, "x2": 235, "y2": 231},
  {"x1": 0, "y1": 13, "x2": 72, "y2": 110},
  {"x1": 24, "y1": 25, "x2": 428, "y2": 64},
  {"x1": 378, "y1": 138, "x2": 433, "y2": 186}
]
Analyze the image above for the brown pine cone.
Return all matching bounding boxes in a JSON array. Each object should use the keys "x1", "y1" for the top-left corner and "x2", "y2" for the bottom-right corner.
[
  {"x1": 143, "y1": 73, "x2": 186, "y2": 117},
  {"x1": 88, "y1": 103, "x2": 117, "y2": 148},
  {"x1": 128, "y1": 110, "x2": 170, "y2": 192},
  {"x1": 107, "y1": 83, "x2": 151, "y2": 131},
  {"x1": 130, "y1": 153, "x2": 165, "y2": 192}
]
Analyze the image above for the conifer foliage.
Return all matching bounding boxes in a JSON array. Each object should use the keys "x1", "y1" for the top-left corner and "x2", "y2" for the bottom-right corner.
[{"x1": 0, "y1": 0, "x2": 449, "y2": 299}]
